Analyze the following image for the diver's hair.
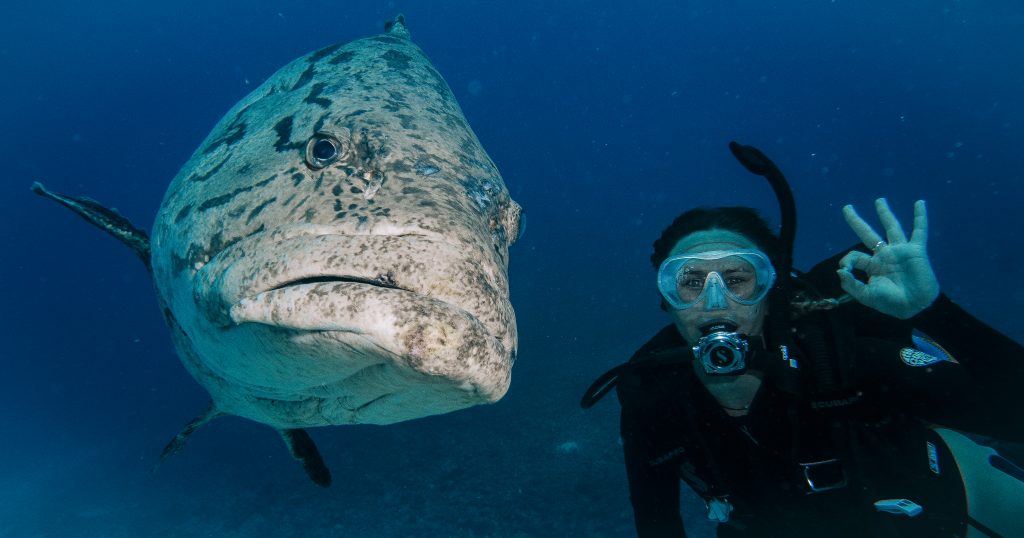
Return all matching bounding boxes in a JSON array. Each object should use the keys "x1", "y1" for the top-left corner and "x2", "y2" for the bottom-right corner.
[{"x1": 650, "y1": 207, "x2": 781, "y2": 269}]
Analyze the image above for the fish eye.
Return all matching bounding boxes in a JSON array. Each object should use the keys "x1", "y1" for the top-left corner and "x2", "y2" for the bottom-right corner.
[{"x1": 305, "y1": 133, "x2": 345, "y2": 169}]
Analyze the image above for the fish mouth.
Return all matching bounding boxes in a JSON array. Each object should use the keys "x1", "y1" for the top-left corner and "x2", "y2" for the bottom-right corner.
[
  {"x1": 190, "y1": 226, "x2": 515, "y2": 407},
  {"x1": 267, "y1": 274, "x2": 404, "y2": 294},
  {"x1": 225, "y1": 276, "x2": 513, "y2": 411}
]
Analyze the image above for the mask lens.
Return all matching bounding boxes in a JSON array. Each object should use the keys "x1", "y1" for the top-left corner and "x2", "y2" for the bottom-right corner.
[
  {"x1": 678, "y1": 256, "x2": 759, "y2": 302},
  {"x1": 658, "y1": 250, "x2": 776, "y2": 310}
]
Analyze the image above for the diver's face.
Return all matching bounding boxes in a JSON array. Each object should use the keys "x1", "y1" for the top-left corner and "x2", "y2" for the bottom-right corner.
[{"x1": 666, "y1": 230, "x2": 769, "y2": 345}]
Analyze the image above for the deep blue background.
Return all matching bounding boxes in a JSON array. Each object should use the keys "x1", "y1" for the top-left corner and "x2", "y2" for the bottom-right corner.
[{"x1": 2, "y1": 1, "x2": 1022, "y2": 536}]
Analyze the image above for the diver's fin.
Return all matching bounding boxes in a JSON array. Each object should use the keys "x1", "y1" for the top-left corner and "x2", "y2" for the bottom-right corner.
[
  {"x1": 31, "y1": 182, "x2": 151, "y2": 270},
  {"x1": 279, "y1": 429, "x2": 332, "y2": 487},
  {"x1": 152, "y1": 404, "x2": 224, "y2": 473}
]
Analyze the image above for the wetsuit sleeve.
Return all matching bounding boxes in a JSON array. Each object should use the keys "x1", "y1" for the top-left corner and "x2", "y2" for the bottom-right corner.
[
  {"x1": 845, "y1": 294, "x2": 1024, "y2": 442},
  {"x1": 620, "y1": 399, "x2": 688, "y2": 537},
  {"x1": 905, "y1": 294, "x2": 1024, "y2": 442},
  {"x1": 805, "y1": 248, "x2": 1024, "y2": 441}
]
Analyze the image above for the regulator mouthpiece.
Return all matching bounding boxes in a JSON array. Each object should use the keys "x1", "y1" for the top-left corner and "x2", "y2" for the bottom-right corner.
[{"x1": 693, "y1": 322, "x2": 749, "y2": 375}]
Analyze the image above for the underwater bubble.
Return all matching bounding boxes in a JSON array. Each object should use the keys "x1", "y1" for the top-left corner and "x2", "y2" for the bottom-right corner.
[{"x1": 556, "y1": 441, "x2": 580, "y2": 454}]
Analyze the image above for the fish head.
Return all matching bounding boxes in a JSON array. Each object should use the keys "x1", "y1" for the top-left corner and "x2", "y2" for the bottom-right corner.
[{"x1": 151, "y1": 20, "x2": 522, "y2": 427}]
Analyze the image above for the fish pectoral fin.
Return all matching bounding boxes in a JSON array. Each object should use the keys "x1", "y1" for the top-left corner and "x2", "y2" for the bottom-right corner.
[
  {"x1": 152, "y1": 403, "x2": 223, "y2": 473},
  {"x1": 31, "y1": 181, "x2": 152, "y2": 270},
  {"x1": 279, "y1": 428, "x2": 332, "y2": 487}
]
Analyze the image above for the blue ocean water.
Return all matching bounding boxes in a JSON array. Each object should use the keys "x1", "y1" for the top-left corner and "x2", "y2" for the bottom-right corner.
[{"x1": 1, "y1": 1, "x2": 1021, "y2": 536}]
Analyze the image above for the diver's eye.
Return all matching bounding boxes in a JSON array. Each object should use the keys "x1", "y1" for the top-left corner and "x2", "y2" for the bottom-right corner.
[
  {"x1": 682, "y1": 278, "x2": 705, "y2": 289},
  {"x1": 305, "y1": 133, "x2": 345, "y2": 169}
]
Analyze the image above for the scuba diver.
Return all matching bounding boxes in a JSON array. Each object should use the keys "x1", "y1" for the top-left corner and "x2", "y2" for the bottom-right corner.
[{"x1": 581, "y1": 142, "x2": 1024, "y2": 537}]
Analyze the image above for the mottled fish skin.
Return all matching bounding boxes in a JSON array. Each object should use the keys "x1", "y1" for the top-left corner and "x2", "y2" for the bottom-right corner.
[{"x1": 150, "y1": 19, "x2": 521, "y2": 428}]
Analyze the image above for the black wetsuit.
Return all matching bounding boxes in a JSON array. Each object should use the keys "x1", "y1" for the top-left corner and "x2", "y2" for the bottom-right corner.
[{"x1": 617, "y1": 252, "x2": 1024, "y2": 537}]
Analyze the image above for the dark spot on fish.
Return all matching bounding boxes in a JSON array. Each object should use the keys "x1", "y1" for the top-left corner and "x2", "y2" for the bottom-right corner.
[
  {"x1": 383, "y1": 101, "x2": 403, "y2": 113},
  {"x1": 371, "y1": 36, "x2": 403, "y2": 46},
  {"x1": 397, "y1": 114, "x2": 416, "y2": 129},
  {"x1": 347, "y1": 203, "x2": 358, "y2": 210},
  {"x1": 329, "y1": 51, "x2": 356, "y2": 65},
  {"x1": 292, "y1": 64, "x2": 316, "y2": 91},
  {"x1": 202, "y1": 119, "x2": 247, "y2": 155},
  {"x1": 247, "y1": 197, "x2": 277, "y2": 224},
  {"x1": 418, "y1": 199, "x2": 438, "y2": 208},
  {"x1": 389, "y1": 161, "x2": 412, "y2": 174},
  {"x1": 228, "y1": 204, "x2": 247, "y2": 218},
  {"x1": 335, "y1": 211, "x2": 347, "y2": 219},
  {"x1": 303, "y1": 208, "x2": 316, "y2": 222},
  {"x1": 292, "y1": 173, "x2": 305, "y2": 186},
  {"x1": 274, "y1": 116, "x2": 304, "y2": 152},
  {"x1": 198, "y1": 184, "x2": 255, "y2": 212},
  {"x1": 309, "y1": 44, "x2": 342, "y2": 63},
  {"x1": 444, "y1": 113, "x2": 466, "y2": 131},
  {"x1": 282, "y1": 193, "x2": 297, "y2": 206},
  {"x1": 331, "y1": 184, "x2": 342, "y2": 196},
  {"x1": 357, "y1": 216, "x2": 368, "y2": 225},
  {"x1": 175, "y1": 204, "x2": 193, "y2": 224},
  {"x1": 245, "y1": 223, "x2": 266, "y2": 238},
  {"x1": 179, "y1": 231, "x2": 243, "y2": 275},
  {"x1": 350, "y1": 186, "x2": 362, "y2": 194},
  {"x1": 345, "y1": 109, "x2": 370, "y2": 119},
  {"x1": 170, "y1": 253, "x2": 191, "y2": 276},
  {"x1": 381, "y1": 49, "x2": 412, "y2": 70},
  {"x1": 402, "y1": 186, "x2": 427, "y2": 195},
  {"x1": 333, "y1": 199, "x2": 343, "y2": 211},
  {"x1": 304, "y1": 82, "x2": 332, "y2": 109},
  {"x1": 188, "y1": 156, "x2": 229, "y2": 182},
  {"x1": 313, "y1": 113, "x2": 332, "y2": 133},
  {"x1": 314, "y1": 175, "x2": 324, "y2": 191},
  {"x1": 255, "y1": 174, "x2": 278, "y2": 188},
  {"x1": 286, "y1": 195, "x2": 310, "y2": 219},
  {"x1": 413, "y1": 161, "x2": 438, "y2": 176}
]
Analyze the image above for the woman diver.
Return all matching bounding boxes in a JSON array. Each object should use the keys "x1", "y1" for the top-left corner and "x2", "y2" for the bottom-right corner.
[{"x1": 582, "y1": 142, "x2": 1024, "y2": 537}]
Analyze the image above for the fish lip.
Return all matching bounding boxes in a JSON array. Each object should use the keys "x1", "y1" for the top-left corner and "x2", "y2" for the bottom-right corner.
[
  {"x1": 193, "y1": 226, "x2": 513, "y2": 351},
  {"x1": 226, "y1": 280, "x2": 513, "y2": 404}
]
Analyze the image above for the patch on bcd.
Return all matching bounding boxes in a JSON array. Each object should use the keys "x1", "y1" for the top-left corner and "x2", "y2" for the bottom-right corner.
[{"x1": 900, "y1": 331, "x2": 956, "y2": 367}]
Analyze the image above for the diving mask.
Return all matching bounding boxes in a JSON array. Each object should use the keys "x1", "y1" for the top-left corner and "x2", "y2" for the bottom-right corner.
[{"x1": 657, "y1": 250, "x2": 776, "y2": 311}]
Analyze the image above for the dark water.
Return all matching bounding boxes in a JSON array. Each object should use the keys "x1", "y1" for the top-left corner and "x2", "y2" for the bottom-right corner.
[{"x1": 2, "y1": 1, "x2": 1022, "y2": 536}]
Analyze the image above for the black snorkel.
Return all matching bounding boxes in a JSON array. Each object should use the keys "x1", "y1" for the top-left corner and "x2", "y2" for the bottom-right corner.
[
  {"x1": 728, "y1": 141, "x2": 801, "y2": 394},
  {"x1": 580, "y1": 142, "x2": 800, "y2": 408},
  {"x1": 728, "y1": 141, "x2": 796, "y2": 295}
]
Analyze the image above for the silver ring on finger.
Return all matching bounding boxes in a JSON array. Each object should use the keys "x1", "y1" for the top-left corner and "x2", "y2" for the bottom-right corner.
[{"x1": 872, "y1": 240, "x2": 888, "y2": 252}]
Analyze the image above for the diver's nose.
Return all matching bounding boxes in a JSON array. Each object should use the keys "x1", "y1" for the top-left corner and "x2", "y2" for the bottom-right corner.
[{"x1": 702, "y1": 273, "x2": 729, "y2": 311}]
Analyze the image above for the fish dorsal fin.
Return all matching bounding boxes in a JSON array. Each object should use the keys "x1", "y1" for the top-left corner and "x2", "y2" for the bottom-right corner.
[
  {"x1": 384, "y1": 14, "x2": 409, "y2": 39},
  {"x1": 279, "y1": 429, "x2": 333, "y2": 487},
  {"x1": 31, "y1": 182, "x2": 151, "y2": 270}
]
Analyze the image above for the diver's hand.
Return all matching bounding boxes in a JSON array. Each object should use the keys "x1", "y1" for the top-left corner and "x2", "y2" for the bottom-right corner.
[{"x1": 837, "y1": 198, "x2": 940, "y2": 319}]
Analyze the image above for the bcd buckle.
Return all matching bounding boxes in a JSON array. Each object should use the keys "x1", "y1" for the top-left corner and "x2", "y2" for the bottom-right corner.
[{"x1": 799, "y1": 458, "x2": 848, "y2": 493}]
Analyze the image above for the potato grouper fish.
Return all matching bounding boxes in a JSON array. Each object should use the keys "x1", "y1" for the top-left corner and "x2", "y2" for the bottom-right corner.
[{"x1": 32, "y1": 15, "x2": 522, "y2": 486}]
